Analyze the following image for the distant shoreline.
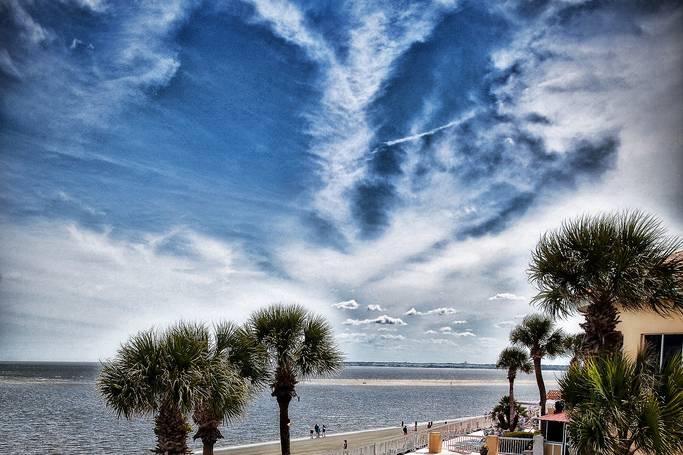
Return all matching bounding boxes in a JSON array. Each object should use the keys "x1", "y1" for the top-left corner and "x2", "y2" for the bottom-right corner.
[
  {"x1": 303, "y1": 378, "x2": 559, "y2": 387},
  {"x1": 0, "y1": 360, "x2": 569, "y2": 370},
  {"x1": 344, "y1": 361, "x2": 569, "y2": 371}
]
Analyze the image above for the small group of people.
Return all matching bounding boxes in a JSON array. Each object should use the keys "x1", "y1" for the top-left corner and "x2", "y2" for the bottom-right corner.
[
  {"x1": 400, "y1": 420, "x2": 420, "y2": 435},
  {"x1": 309, "y1": 423, "x2": 326, "y2": 438},
  {"x1": 399, "y1": 419, "x2": 445, "y2": 434}
]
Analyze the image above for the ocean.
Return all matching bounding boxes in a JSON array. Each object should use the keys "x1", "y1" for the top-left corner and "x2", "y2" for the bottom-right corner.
[{"x1": 0, "y1": 363, "x2": 562, "y2": 454}]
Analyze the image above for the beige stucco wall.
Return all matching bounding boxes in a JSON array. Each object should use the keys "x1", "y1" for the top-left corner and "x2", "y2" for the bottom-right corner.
[{"x1": 617, "y1": 310, "x2": 683, "y2": 359}]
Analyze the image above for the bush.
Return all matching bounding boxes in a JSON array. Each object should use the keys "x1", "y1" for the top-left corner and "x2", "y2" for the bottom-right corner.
[
  {"x1": 503, "y1": 431, "x2": 538, "y2": 438},
  {"x1": 491, "y1": 396, "x2": 528, "y2": 430}
]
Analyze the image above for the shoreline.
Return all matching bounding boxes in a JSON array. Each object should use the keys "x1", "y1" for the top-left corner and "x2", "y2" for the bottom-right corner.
[{"x1": 302, "y1": 378, "x2": 558, "y2": 387}]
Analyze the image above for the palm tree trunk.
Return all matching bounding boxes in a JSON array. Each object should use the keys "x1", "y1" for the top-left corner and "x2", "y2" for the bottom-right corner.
[
  {"x1": 508, "y1": 375, "x2": 516, "y2": 429},
  {"x1": 154, "y1": 401, "x2": 190, "y2": 454},
  {"x1": 277, "y1": 395, "x2": 292, "y2": 455},
  {"x1": 192, "y1": 412, "x2": 223, "y2": 455},
  {"x1": 202, "y1": 441, "x2": 215, "y2": 455},
  {"x1": 580, "y1": 299, "x2": 623, "y2": 356},
  {"x1": 533, "y1": 356, "x2": 547, "y2": 415}
]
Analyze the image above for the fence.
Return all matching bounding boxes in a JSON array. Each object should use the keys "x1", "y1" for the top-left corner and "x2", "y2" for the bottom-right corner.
[
  {"x1": 325, "y1": 415, "x2": 492, "y2": 455},
  {"x1": 498, "y1": 436, "x2": 534, "y2": 454},
  {"x1": 444, "y1": 435, "x2": 485, "y2": 454}
]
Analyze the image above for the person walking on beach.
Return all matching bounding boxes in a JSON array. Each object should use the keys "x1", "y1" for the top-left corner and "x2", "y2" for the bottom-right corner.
[
  {"x1": 322, "y1": 424, "x2": 326, "y2": 437},
  {"x1": 403, "y1": 425, "x2": 408, "y2": 435},
  {"x1": 310, "y1": 428, "x2": 314, "y2": 439},
  {"x1": 414, "y1": 421, "x2": 418, "y2": 432},
  {"x1": 314, "y1": 423, "x2": 320, "y2": 438}
]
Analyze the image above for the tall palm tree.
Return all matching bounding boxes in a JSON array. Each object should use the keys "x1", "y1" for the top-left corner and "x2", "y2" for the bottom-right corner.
[
  {"x1": 98, "y1": 323, "x2": 244, "y2": 454},
  {"x1": 510, "y1": 314, "x2": 566, "y2": 415},
  {"x1": 249, "y1": 304, "x2": 343, "y2": 455},
  {"x1": 560, "y1": 351, "x2": 683, "y2": 455},
  {"x1": 563, "y1": 333, "x2": 584, "y2": 367},
  {"x1": 496, "y1": 346, "x2": 532, "y2": 429},
  {"x1": 528, "y1": 211, "x2": 683, "y2": 356},
  {"x1": 192, "y1": 322, "x2": 267, "y2": 455}
]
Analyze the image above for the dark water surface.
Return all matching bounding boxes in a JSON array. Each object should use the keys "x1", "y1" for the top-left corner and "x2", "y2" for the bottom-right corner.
[{"x1": 0, "y1": 363, "x2": 562, "y2": 454}]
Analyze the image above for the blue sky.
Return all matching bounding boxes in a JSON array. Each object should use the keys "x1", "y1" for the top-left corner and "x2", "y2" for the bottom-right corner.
[{"x1": 1, "y1": 0, "x2": 682, "y2": 362}]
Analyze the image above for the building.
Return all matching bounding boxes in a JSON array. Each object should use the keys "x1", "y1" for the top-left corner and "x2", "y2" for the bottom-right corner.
[
  {"x1": 617, "y1": 251, "x2": 683, "y2": 368},
  {"x1": 618, "y1": 310, "x2": 683, "y2": 368}
]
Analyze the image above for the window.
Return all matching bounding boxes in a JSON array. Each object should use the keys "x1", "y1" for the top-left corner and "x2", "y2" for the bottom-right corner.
[{"x1": 642, "y1": 334, "x2": 683, "y2": 368}]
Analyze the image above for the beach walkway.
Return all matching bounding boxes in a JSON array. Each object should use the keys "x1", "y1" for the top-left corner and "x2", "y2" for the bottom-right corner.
[
  {"x1": 208, "y1": 416, "x2": 490, "y2": 455},
  {"x1": 210, "y1": 424, "x2": 410, "y2": 455}
]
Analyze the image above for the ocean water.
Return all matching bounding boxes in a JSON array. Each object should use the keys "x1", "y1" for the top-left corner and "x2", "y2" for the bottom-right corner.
[{"x1": 0, "y1": 363, "x2": 562, "y2": 454}]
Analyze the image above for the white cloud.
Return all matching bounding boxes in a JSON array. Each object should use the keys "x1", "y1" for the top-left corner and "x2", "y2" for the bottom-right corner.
[
  {"x1": 452, "y1": 320, "x2": 467, "y2": 324},
  {"x1": 439, "y1": 326, "x2": 475, "y2": 337},
  {"x1": 244, "y1": 0, "x2": 459, "y2": 232},
  {"x1": 342, "y1": 315, "x2": 407, "y2": 326},
  {"x1": 333, "y1": 299, "x2": 360, "y2": 310},
  {"x1": 425, "y1": 330, "x2": 438, "y2": 335},
  {"x1": 367, "y1": 304, "x2": 383, "y2": 311},
  {"x1": 405, "y1": 307, "x2": 458, "y2": 316},
  {"x1": 0, "y1": 220, "x2": 334, "y2": 360},
  {"x1": 488, "y1": 293, "x2": 526, "y2": 301}
]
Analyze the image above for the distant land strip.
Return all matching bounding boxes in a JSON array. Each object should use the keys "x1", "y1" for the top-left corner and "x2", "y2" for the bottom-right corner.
[
  {"x1": 343, "y1": 361, "x2": 569, "y2": 370},
  {"x1": 303, "y1": 378, "x2": 559, "y2": 387}
]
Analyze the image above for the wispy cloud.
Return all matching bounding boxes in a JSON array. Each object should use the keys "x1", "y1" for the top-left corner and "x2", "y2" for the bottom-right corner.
[
  {"x1": 494, "y1": 320, "x2": 517, "y2": 329},
  {"x1": 488, "y1": 293, "x2": 526, "y2": 301},
  {"x1": 367, "y1": 304, "x2": 383, "y2": 311}
]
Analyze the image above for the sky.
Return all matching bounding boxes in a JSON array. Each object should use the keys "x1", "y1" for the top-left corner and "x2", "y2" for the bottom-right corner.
[{"x1": 1, "y1": 0, "x2": 682, "y2": 363}]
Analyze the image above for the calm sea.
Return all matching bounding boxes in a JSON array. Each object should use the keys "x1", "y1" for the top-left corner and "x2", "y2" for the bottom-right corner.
[{"x1": 0, "y1": 363, "x2": 562, "y2": 454}]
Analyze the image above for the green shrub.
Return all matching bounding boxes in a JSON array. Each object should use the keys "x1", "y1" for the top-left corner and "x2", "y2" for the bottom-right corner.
[{"x1": 503, "y1": 431, "x2": 537, "y2": 438}]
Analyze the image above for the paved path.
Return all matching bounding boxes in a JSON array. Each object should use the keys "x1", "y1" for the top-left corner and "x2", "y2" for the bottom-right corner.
[{"x1": 209, "y1": 422, "x2": 430, "y2": 455}]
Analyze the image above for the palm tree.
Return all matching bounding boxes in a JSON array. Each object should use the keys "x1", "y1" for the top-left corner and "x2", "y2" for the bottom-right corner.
[
  {"x1": 560, "y1": 351, "x2": 683, "y2": 455},
  {"x1": 496, "y1": 346, "x2": 532, "y2": 429},
  {"x1": 98, "y1": 323, "x2": 245, "y2": 454},
  {"x1": 249, "y1": 304, "x2": 343, "y2": 455},
  {"x1": 192, "y1": 322, "x2": 267, "y2": 455},
  {"x1": 510, "y1": 314, "x2": 566, "y2": 415},
  {"x1": 563, "y1": 333, "x2": 584, "y2": 367},
  {"x1": 490, "y1": 395, "x2": 528, "y2": 431},
  {"x1": 528, "y1": 211, "x2": 683, "y2": 356}
]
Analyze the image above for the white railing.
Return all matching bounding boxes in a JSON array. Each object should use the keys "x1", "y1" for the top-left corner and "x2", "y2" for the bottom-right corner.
[
  {"x1": 445, "y1": 435, "x2": 485, "y2": 454},
  {"x1": 325, "y1": 415, "x2": 493, "y2": 455},
  {"x1": 499, "y1": 436, "x2": 533, "y2": 454}
]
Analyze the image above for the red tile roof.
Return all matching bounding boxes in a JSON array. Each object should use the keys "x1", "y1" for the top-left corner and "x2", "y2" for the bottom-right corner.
[
  {"x1": 546, "y1": 390, "x2": 562, "y2": 400},
  {"x1": 539, "y1": 412, "x2": 570, "y2": 422}
]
